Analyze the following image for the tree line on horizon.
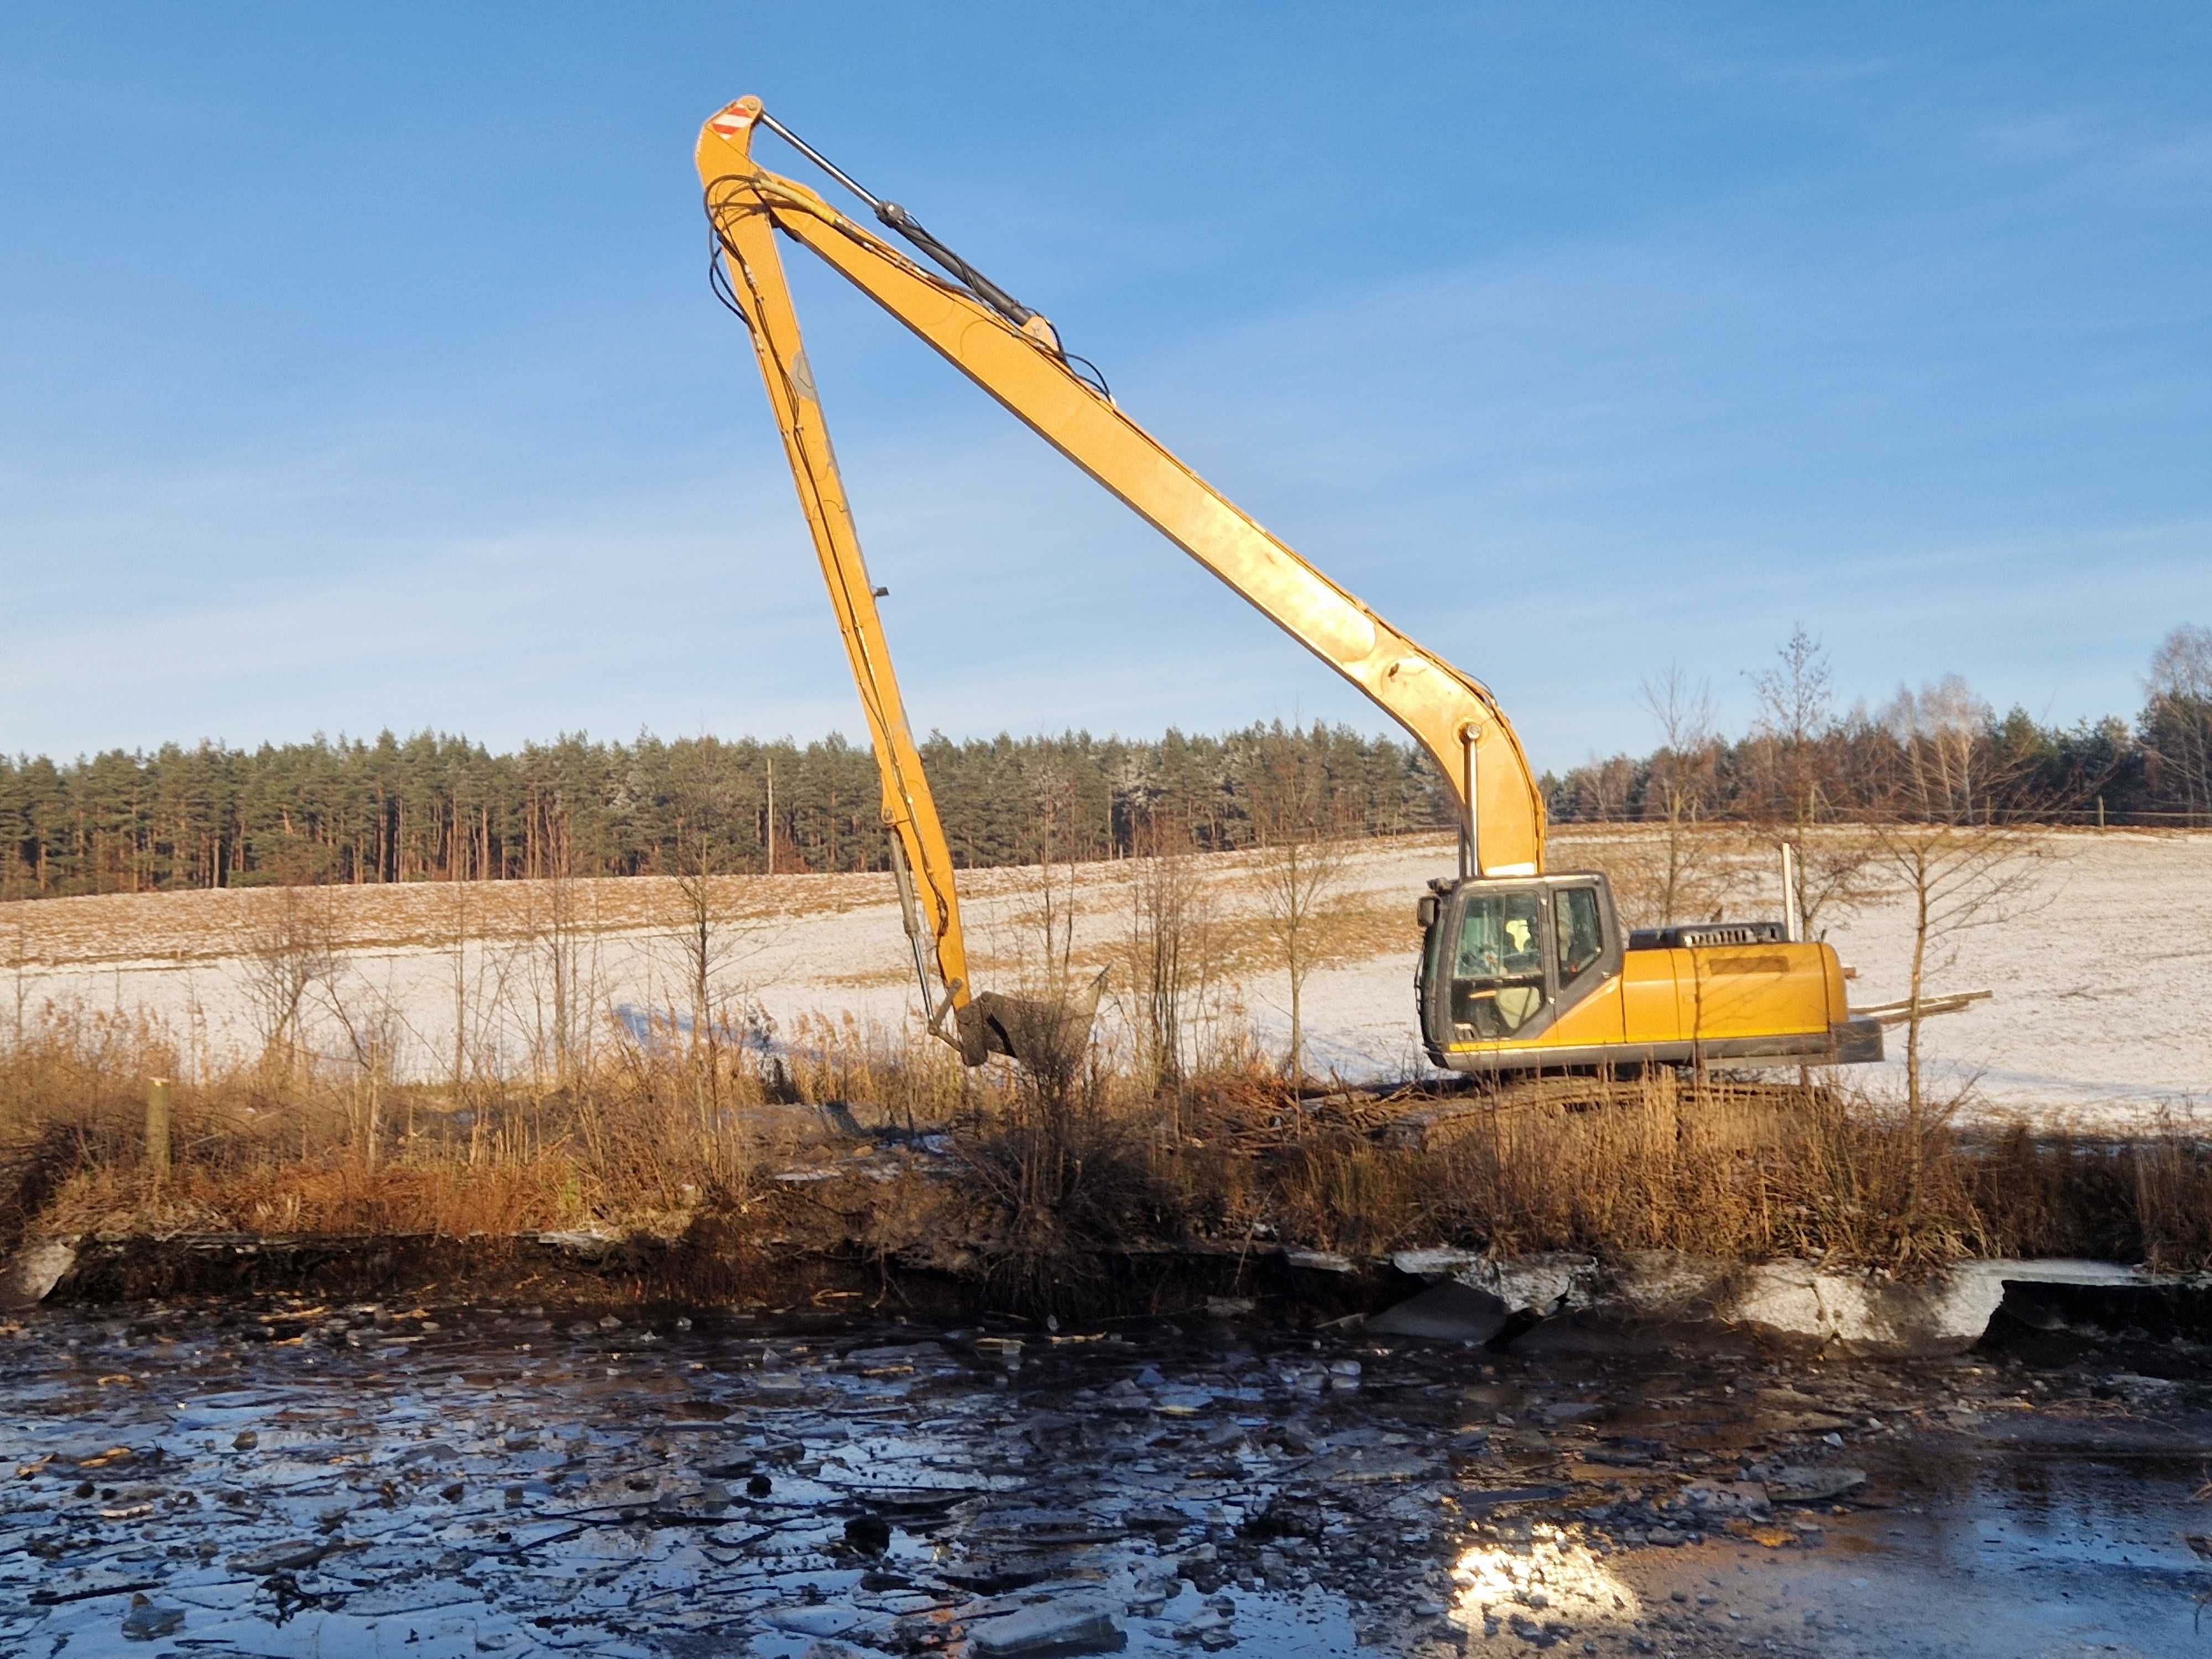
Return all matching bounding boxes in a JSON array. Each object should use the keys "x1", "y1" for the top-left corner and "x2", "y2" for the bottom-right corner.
[
  {"x1": 3, "y1": 625, "x2": 2206, "y2": 900},
  {"x1": 0, "y1": 723, "x2": 1452, "y2": 899},
  {"x1": 1548, "y1": 624, "x2": 2211, "y2": 838}
]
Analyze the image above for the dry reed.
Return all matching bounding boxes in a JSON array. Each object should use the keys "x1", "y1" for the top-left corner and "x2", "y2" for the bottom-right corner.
[{"x1": 2, "y1": 1000, "x2": 2205, "y2": 1287}]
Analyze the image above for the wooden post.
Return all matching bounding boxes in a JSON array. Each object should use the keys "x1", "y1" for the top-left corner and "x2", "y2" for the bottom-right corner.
[
  {"x1": 2096, "y1": 795, "x2": 2105, "y2": 830},
  {"x1": 145, "y1": 1077, "x2": 172, "y2": 1187}
]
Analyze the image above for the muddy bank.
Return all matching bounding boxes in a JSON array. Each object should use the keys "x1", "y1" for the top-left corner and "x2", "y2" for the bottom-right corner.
[
  {"x1": 19, "y1": 1228, "x2": 2212, "y2": 1363},
  {"x1": 24, "y1": 1229, "x2": 1387, "y2": 1328},
  {"x1": 1, "y1": 1293, "x2": 2208, "y2": 1657}
]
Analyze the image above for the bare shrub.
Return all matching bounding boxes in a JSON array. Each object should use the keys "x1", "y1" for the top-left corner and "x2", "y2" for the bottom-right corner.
[
  {"x1": 1635, "y1": 665, "x2": 1728, "y2": 925},
  {"x1": 955, "y1": 1077, "x2": 1170, "y2": 1317},
  {"x1": 6, "y1": 912, "x2": 30, "y2": 1109},
  {"x1": 1870, "y1": 677, "x2": 2057, "y2": 1123},
  {"x1": 1744, "y1": 625, "x2": 1882, "y2": 937},
  {"x1": 657, "y1": 750, "x2": 773, "y2": 1125},
  {"x1": 1249, "y1": 733, "x2": 1354, "y2": 1086},
  {"x1": 1120, "y1": 816, "x2": 1212, "y2": 1102},
  {"x1": 514, "y1": 830, "x2": 602, "y2": 1091},
  {"x1": 316, "y1": 965, "x2": 411, "y2": 1172},
  {"x1": 236, "y1": 887, "x2": 336, "y2": 1076},
  {"x1": 2132, "y1": 1103, "x2": 2212, "y2": 1272},
  {"x1": 2145, "y1": 623, "x2": 2212, "y2": 822}
]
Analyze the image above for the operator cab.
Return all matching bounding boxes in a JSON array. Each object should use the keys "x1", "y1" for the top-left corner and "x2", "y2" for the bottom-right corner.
[{"x1": 1416, "y1": 872, "x2": 1623, "y2": 1060}]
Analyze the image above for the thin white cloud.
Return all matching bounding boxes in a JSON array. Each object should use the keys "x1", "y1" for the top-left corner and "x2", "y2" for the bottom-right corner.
[{"x1": 1974, "y1": 111, "x2": 2212, "y2": 185}]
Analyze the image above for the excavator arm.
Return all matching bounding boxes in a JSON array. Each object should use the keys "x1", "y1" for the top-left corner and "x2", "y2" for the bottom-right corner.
[{"x1": 698, "y1": 96, "x2": 1547, "y2": 1062}]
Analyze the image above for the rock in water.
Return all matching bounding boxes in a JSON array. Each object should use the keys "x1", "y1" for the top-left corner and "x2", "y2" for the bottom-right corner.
[
  {"x1": 1679, "y1": 1479, "x2": 1772, "y2": 1520},
  {"x1": 842, "y1": 1514, "x2": 892, "y2": 1556},
  {"x1": 1762, "y1": 1465, "x2": 1866, "y2": 1503},
  {"x1": 967, "y1": 1595, "x2": 1125, "y2": 1657},
  {"x1": 1368, "y1": 1281, "x2": 1510, "y2": 1344},
  {"x1": 0, "y1": 1239, "x2": 76, "y2": 1309},
  {"x1": 122, "y1": 1597, "x2": 184, "y2": 1640}
]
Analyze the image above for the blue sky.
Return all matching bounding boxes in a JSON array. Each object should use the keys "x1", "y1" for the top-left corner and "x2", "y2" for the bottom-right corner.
[{"x1": 4, "y1": 3, "x2": 2208, "y2": 772}]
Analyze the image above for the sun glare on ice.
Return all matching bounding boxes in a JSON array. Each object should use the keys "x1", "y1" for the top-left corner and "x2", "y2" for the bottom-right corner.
[{"x1": 1451, "y1": 1525, "x2": 1639, "y2": 1631}]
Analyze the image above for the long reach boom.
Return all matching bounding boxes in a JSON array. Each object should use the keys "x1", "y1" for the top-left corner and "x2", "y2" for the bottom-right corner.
[{"x1": 697, "y1": 96, "x2": 1545, "y2": 1063}]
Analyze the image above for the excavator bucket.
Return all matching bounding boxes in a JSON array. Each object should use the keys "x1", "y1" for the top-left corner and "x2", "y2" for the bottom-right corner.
[{"x1": 953, "y1": 969, "x2": 1110, "y2": 1071}]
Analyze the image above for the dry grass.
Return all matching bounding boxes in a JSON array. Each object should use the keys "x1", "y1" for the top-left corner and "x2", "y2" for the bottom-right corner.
[
  {"x1": 0, "y1": 1003, "x2": 769, "y2": 1243},
  {"x1": 2128, "y1": 1109, "x2": 2212, "y2": 1272},
  {"x1": 1072, "y1": 1064, "x2": 2212, "y2": 1276},
  {"x1": 2, "y1": 998, "x2": 2206, "y2": 1298}
]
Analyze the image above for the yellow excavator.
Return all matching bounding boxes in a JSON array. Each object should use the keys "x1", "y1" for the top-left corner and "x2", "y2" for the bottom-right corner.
[{"x1": 696, "y1": 97, "x2": 1882, "y2": 1078}]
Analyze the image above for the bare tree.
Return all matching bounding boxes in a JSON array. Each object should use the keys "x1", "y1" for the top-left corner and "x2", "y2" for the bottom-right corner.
[
  {"x1": 1249, "y1": 733, "x2": 1353, "y2": 1086},
  {"x1": 318, "y1": 965, "x2": 410, "y2": 1171},
  {"x1": 236, "y1": 886, "x2": 336, "y2": 1076},
  {"x1": 666, "y1": 857, "x2": 732, "y2": 1117},
  {"x1": 2145, "y1": 623, "x2": 2212, "y2": 822},
  {"x1": 1578, "y1": 754, "x2": 1638, "y2": 823},
  {"x1": 1121, "y1": 814, "x2": 1209, "y2": 1100},
  {"x1": 1747, "y1": 623, "x2": 1830, "y2": 842},
  {"x1": 1746, "y1": 625, "x2": 1879, "y2": 937},
  {"x1": 519, "y1": 812, "x2": 597, "y2": 1091},
  {"x1": 658, "y1": 761, "x2": 773, "y2": 1130},
  {"x1": 1636, "y1": 664, "x2": 1724, "y2": 924},
  {"x1": 1869, "y1": 677, "x2": 2054, "y2": 1122},
  {"x1": 1026, "y1": 767, "x2": 1083, "y2": 1001},
  {"x1": 997, "y1": 765, "x2": 1107, "y2": 1109},
  {"x1": 7, "y1": 912, "x2": 27, "y2": 1058},
  {"x1": 662, "y1": 753, "x2": 740, "y2": 1119},
  {"x1": 1884, "y1": 675, "x2": 1990, "y2": 818},
  {"x1": 6, "y1": 912, "x2": 30, "y2": 1117},
  {"x1": 444, "y1": 879, "x2": 479, "y2": 1105}
]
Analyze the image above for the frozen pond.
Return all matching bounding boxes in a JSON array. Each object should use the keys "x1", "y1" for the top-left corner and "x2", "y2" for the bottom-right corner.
[{"x1": 1, "y1": 1297, "x2": 2206, "y2": 1657}]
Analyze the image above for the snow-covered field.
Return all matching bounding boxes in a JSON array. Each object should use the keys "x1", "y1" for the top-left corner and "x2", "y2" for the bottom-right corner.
[{"x1": 4, "y1": 828, "x2": 2205, "y2": 1126}]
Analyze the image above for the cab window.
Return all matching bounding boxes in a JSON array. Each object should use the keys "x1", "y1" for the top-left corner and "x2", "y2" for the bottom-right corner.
[
  {"x1": 1449, "y1": 890, "x2": 1548, "y2": 1037},
  {"x1": 1554, "y1": 885, "x2": 1604, "y2": 988}
]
